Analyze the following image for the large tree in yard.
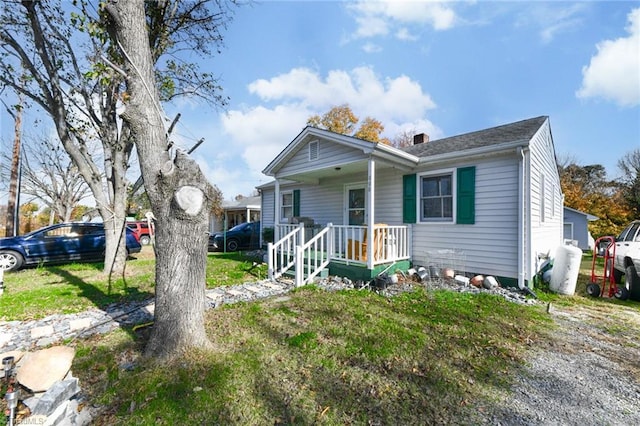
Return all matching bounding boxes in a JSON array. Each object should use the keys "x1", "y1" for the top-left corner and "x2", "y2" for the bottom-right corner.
[
  {"x1": 0, "y1": 1, "x2": 133, "y2": 275},
  {"x1": 103, "y1": 1, "x2": 220, "y2": 357},
  {"x1": 0, "y1": 0, "x2": 228, "y2": 279}
]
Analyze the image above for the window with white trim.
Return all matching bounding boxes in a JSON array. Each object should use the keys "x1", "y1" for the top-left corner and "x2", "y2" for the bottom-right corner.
[
  {"x1": 420, "y1": 172, "x2": 453, "y2": 222},
  {"x1": 281, "y1": 191, "x2": 293, "y2": 221}
]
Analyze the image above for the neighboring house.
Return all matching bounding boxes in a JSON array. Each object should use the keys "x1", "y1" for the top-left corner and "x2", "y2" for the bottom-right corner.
[
  {"x1": 563, "y1": 206, "x2": 598, "y2": 250},
  {"x1": 259, "y1": 116, "x2": 564, "y2": 288},
  {"x1": 209, "y1": 196, "x2": 261, "y2": 233}
]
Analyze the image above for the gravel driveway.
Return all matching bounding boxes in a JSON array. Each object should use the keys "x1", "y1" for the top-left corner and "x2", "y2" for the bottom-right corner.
[{"x1": 486, "y1": 301, "x2": 640, "y2": 425}]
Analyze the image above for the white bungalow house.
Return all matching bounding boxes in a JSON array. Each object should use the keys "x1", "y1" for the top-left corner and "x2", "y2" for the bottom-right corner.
[{"x1": 259, "y1": 116, "x2": 564, "y2": 289}]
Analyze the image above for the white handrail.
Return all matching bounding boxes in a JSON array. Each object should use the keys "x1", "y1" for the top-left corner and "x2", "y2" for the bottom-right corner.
[
  {"x1": 268, "y1": 224, "x2": 303, "y2": 280},
  {"x1": 297, "y1": 224, "x2": 332, "y2": 286}
]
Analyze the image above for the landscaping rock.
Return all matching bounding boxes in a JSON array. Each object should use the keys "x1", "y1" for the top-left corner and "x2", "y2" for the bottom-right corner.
[
  {"x1": 16, "y1": 346, "x2": 75, "y2": 392},
  {"x1": 32, "y1": 378, "x2": 80, "y2": 416}
]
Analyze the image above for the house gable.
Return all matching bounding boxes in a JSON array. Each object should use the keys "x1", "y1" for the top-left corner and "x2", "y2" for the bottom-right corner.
[
  {"x1": 262, "y1": 126, "x2": 418, "y2": 182},
  {"x1": 277, "y1": 136, "x2": 373, "y2": 180}
]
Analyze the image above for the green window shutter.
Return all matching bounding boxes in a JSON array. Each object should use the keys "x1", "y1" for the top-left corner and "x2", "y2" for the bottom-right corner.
[
  {"x1": 293, "y1": 189, "x2": 300, "y2": 217},
  {"x1": 403, "y1": 174, "x2": 417, "y2": 224},
  {"x1": 456, "y1": 166, "x2": 475, "y2": 224}
]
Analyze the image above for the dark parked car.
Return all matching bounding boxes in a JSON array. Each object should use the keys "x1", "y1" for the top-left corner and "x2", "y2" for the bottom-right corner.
[
  {"x1": 0, "y1": 222, "x2": 142, "y2": 272},
  {"x1": 208, "y1": 221, "x2": 261, "y2": 252}
]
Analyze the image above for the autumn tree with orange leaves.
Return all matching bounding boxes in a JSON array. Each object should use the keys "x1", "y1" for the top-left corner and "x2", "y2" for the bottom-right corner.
[
  {"x1": 307, "y1": 105, "x2": 391, "y2": 144},
  {"x1": 559, "y1": 162, "x2": 634, "y2": 238}
]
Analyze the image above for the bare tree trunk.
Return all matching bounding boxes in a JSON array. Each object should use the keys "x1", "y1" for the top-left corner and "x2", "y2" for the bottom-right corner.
[
  {"x1": 105, "y1": 0, "x2": 213, "y2": 358},
  {"x1": 6, "y1": 93, "x2": 22, "y2": 236}
]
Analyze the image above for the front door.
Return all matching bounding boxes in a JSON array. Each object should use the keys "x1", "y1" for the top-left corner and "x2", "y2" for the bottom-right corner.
[{"x1": 344, "y1": 184, "x2": 367, "y2": 226}]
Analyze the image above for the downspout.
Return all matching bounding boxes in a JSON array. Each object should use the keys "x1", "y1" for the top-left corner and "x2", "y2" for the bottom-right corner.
[{"x1": 518, "y1": 147, "x2": 529, "y2": 290}]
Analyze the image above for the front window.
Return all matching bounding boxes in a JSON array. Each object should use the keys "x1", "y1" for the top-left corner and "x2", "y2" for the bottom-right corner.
[
  {"x1": 347, "y1": 187, "x2": 366, "y2": 225},
  {"x1": 281, "y1": 192, "x2": 293, "y2": 221},
  {"x1": 420, "y1": 173, "x2": 453, "y2": 221}
]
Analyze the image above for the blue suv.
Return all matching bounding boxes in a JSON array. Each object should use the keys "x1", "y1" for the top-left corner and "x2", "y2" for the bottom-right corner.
[{"x1": 0, "y1": 222, "x2": 142, "y2": 271}]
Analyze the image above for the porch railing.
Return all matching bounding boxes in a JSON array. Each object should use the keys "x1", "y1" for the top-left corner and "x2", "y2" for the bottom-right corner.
[
  {"x1": 330, "y1": 224, "x2": 410, "y2": 265},
  {"x1": 267, "y1": 225, "x2": 302, "y2": 281},
  {"x1": 268, "y1": 223, "x2": 410, "y2": 286},
  {"x1": 295, "y1": 226, "x2": 332, "y2": 286}
]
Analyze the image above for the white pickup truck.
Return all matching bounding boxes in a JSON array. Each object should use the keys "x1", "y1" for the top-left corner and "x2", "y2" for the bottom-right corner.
[{"x1": 613, "y1": 220, "x2": 640, "y2": 301}]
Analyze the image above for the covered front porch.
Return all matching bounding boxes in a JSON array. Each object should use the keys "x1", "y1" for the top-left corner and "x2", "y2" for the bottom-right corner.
[{"x1": 267, "y1": 223, "x2": 412, "y2": 286}]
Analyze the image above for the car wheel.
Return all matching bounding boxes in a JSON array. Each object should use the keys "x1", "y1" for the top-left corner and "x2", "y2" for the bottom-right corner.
[
  {"x1": 140, "y1": 235, "x2": 151, "y2": 245},
  {"x1": 226, "y1": 239, "x2": 239, "y2": 251},
  {"x1": 0, "y1": 250, "x2": 24, "y2": 272},
  {"x1": 586, "y1": 283, "x2": 601, "y2": 297},
  {"x1": 625, "y1": 264, "x2": 640, "y2": 301}
]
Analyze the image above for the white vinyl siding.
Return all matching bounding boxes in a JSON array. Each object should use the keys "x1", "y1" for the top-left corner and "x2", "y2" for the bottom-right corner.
[
  {"x1": 372, "y1": 168, "x2": 404, "y2": 225},
  {"x1": 260, "y1": 191, "x2": 275, "y2": 228},
  {"x1": 528, "y1": 119, "x2": 564, "y2": 277},
  {"x1": 278, "y1": 139, "x2": 368, "y2": 178},
  {"x1": 411, "y1": 156, "x2": 519, "y2": 278}
]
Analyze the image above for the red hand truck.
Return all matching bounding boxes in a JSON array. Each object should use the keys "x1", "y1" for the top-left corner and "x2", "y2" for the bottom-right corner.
[{"x1": 586, "y1": 236, "x2": 628, "y2": 300}]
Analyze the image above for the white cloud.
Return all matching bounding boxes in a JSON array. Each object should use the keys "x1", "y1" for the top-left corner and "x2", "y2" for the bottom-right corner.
[
  {"x1": 346, "y1": 0, "x2": 458, "y2": 43},
  {"x1": 214, "y1": 66, "x2": 439, "y2": 196},
  {"x1": 577, "y1": 8, "x2": 640, "y2": 107},
  {"x1": 362, "y1": 42, "x2": 383, "y2": 53},
  {"x1": 395, "y1": 27, "x2": 418, "y2": 41},
  {"x1": 514, "y1": 3, "x2": 586, "y2": 44},
  {"x1": 354, "y1": 15, "x2": 389, "y2": 38},
  {"x1": 245, "y1": 66, "x2": 436, "y2": 131}
]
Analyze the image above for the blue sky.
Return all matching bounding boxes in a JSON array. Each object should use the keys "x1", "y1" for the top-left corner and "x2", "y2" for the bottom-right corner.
[
  {"x1": 3, "y1": 1, "x2": 640, "y2": 203},
  {"x1": 163, "y1": 0, "x2": 640, "y2": 200}
]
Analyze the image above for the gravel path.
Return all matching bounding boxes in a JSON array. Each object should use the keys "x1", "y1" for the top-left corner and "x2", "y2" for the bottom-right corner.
[{"x1": 486, "y1": 302, "x2": 640, "y2": 426}]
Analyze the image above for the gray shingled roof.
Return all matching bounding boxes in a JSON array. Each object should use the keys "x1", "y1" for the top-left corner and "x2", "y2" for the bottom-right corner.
[{"x1": 401, "y1": 116, "x2": 548, "y2": 158}]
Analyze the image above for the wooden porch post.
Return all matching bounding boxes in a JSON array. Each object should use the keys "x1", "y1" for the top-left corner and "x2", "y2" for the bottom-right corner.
[
  {"x1": 367, "y1": 158, "x2": 375, "y2": 270},
  {"x1": 274, "y1": 179, "x2": 280, "y2": 241}
]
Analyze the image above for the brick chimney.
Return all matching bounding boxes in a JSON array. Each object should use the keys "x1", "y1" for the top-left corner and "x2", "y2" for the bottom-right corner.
[{"x1": 413, "y1": 133, "x2": 429, "y2": 145}]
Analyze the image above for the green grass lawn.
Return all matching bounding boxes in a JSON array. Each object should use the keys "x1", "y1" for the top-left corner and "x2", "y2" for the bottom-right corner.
[
  {"x1": 74, "y1": 287, "x2": 552, "y2": 425},
  {"x1": 0, "y1": 246, "x2": 266, "y2": 321},
  {"x1": 3, "y1": 247, "x2": 638, "y2": 424}
]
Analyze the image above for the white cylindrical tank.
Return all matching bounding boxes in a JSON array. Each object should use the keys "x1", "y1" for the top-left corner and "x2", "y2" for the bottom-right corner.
[{"x1": 549, "y1": 244, "x2": 583, "y2": 295}]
